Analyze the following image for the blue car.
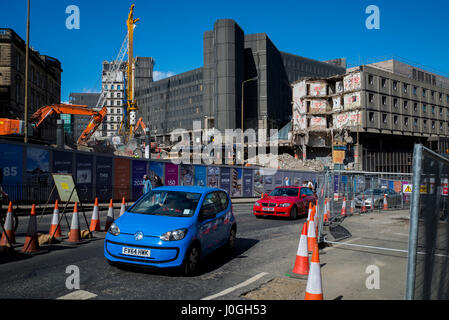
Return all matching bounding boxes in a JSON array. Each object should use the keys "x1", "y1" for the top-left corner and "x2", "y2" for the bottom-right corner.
[{"x1": 104, "y1": 186, "x2": 237, "y2": 275}]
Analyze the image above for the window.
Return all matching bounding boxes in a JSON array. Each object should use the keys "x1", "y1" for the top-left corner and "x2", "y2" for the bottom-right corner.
[
  {"x1": 431, "y1": 106, "x2": 435, "y2": 114},
  {"x1": 382, "y1": 114, "x2": 388, "y2": 123},
  {"x1": 382, "y1": 96, "x2": 387, "y2": 106},
  {"x1": 369, "y1": 93, "x2": 374, "y2": 103},
  {"x1": 414, "y1": 103, "x2": 418, "y2": 112},
  {"x1": 404, "y1": 101, "x2": 408, "y2": 110},
  {"x1": 393, "y1": 98, "x2": 398, "y2": 108},
  {"x1": 413, "y1": 86, "x2": 417, "y2": 95},
  {"x1": 440, "y1": 108, "x2": 443, "y2": 116},
  {"x1": 414, "y1": 118, "x2": 418, "y2": 127},
  {"x1": 404, "y1": 117, "x2": 409, "y2": 127},
  {"x1": 111, "y1": 85, "x2": 114, "y2": 90},
  {"x1": 431, "y1": 121, "x2": 435, "y2": 129},
  {"x1": 423, "y1": 119, "x2": 427, "y2": 129},
  {"x1": 381, "y1": 78, "x2": 386, "y2": 88},
  {"x1": 403, "y1": 84, "x2": 408, "y2": 93},
  {"x1": 431, "y1": 91, "x2": 434, "y2": 99},
  {"x1": 369, "y1": 112, "x2": 375, "y2": 122},
  {"x1": 394, "y1": 115, "x2": 398, "y2": 125},
  {"x1": 393, "y1": 81, "x2": 397, "y2": 91},
  {"x1": 440, "y1": 122, "x2": 443, "y2": 130},
  {"x1": 117, "y1": 85, "x2": 121, "y2": 90},
  {"x1": 423, "y1": 104, "x2": 427, "y2": 113},
  {"x1": 422, "y1": 88, "x2": 426, "y2": 98},
  {"x1": 368, "y1": 75, "x2": 374, "y2": 85}
]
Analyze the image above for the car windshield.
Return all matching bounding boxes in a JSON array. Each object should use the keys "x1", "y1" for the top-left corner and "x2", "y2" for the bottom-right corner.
[
  {"x1": 129, "y1": 190, "x2": 202, "y2": 217},
  {"x1": 269, "y1": 188, "x2": 298, "y2": 197},
  {"x1": 362, "y1": 189, "x2": 384, "y2": 195}
]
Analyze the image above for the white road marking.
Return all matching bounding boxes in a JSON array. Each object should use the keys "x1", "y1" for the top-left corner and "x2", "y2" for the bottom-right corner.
[
  {"x1": 56, "y1": 290, "x2": 97, "y2": 300},
  {"x1": 201, "y1": 272, "x2": 269, "y2": 300}
]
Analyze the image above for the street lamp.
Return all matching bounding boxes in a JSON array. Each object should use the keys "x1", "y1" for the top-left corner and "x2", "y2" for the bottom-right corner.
[
  {"x1": 240, "y1": 76, "x2": 258, "y2": 167},
  {"x1": 24, "y1": 0, "x2": 30, "y2": 143}
]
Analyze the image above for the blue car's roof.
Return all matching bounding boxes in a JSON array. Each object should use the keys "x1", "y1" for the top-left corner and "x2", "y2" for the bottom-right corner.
[{"x1": 153, "y1": 185, "x2": 223, "y2": 195}]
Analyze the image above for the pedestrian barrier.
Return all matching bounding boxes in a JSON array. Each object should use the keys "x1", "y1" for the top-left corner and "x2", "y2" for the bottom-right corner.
[
  {"x1": 292, "y1": 222, "x2": 309, "y2": 276},
  {"x1": 304, "y1": 244, "x2": 323, "y2": 300},
  {"x1": 22, "y1": 204, "x2": 39, "y2": 253}
]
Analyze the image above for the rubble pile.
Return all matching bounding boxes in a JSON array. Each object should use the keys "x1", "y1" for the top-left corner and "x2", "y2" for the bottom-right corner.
[{"x1": 246, "y1": 153, "x2": 326, "y2": 171}]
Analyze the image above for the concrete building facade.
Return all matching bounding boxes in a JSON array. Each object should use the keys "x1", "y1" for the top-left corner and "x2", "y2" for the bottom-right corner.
[
  {"x1": 292, "y1": 59, "x2": 449, "y2": 172},
  {"x1": 135, "y1": 19, "x2": 346, "y2": 144},
  {"x1": 0, "y1": 28, "x2": 62, "y2": 142},
  {"x1": 68, "y1": 92, "x2": 101, "y2": 141}
]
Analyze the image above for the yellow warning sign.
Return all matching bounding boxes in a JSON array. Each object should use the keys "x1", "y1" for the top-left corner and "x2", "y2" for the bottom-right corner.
[
  {"x1": 403, "y1": 184, "x2": 412, "y2": 194},
  {"x1": 52, "y1": 174, "x2": 80, "y2": 203},
  {"x1": 404, "y1": 186, "x2": 412, "y2": 193}
]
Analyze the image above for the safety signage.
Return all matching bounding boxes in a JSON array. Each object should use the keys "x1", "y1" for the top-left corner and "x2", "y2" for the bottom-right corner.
[
  {"x1": 403, "y1": 184, "x2": 412, "y2": 194},
  {"x1": 52, "y1": 173, "x2": 80, "y2": 203}
]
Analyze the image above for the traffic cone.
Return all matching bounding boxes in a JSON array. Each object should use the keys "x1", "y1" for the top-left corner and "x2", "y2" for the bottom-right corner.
[
  {"x1": 49, "y1": 200, "x2": 62, "y2": 238},
  {"x1": 104, "y1": 199, "x2": 114, "y2": 232},
  {"x1": 383, "y1": 194, "x2": 388, "y2": 210},
  {"x1": 307, "y1": 202, "x2": 313, "y2": 221},
  {"x1": 89, "y1": 198, "x2": 101, "y2": 232},
  {"x1": 341, "y1": 196, "x2": 347, "y2": 217},
  {"x1": 22, "y1": 204, "x2": 39, "y2": 253},
  {"x1": 304, "y1": 244, "x2": 323, "y2": 300},
  {"x1": 307, "y1": 218, "x2": 317, "y2": 252},
  {"x1": 324, "y1": 198, "x2": 330, "y2": 222},
  {"x1": 350, "y1": 197, "x2": 355, "y2": 215},
  {"x1": 119, "y1": 197, "x2": 126, "y2": 217},
  {"x1": 292, "y1": 223, "x2": 309, "y2": 275},
  {"x1": 361, "y1": 195, "x2": 367, "y2": 213},
  {"x1": 0, "y1": 201, "x2": 16, "y2": 246},
  {"x1": 68, "y1": 202, "x2": 81, "y2": 243}
]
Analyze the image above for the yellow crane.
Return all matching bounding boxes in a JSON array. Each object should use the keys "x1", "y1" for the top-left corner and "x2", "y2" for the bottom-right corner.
[{"x1": 119, "y1": 4, "x2": 140, "y2": 142}]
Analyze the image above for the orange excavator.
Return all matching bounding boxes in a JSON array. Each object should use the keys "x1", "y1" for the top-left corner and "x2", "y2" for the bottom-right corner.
[{"x1": 0, "y1": 103, "x2": 107, "y2": 146}]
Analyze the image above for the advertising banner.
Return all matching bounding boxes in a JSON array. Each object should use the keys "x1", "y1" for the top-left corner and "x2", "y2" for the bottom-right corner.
[
  {"x1": 230, "y1": 168, "x2": 242, "y2": 197},
  {"x1": 207, "y1": 166, "x2": 220, "y2": 188},
  {"x1": 132, "y1": 160, "x2": 148, "y2": 200},
  {"x1": 0, "y1": 143, "x2": 23, "y2": 201},
  {"x1": 149, "y1": 162, "x2": 164, "y2": 184},
  {"x1": 53, "y1": 151, "x2": 73, "y2": 174},
  {"x1": 96, "y1": 156, "x2": 113, "y2": 201},
  {"x1": 194, "y1": 165, "x2": 207, "y2": 187},
  {"x1": 263, "y1": 171, "x2": 274, "y2": 194},
  {"x1": 242, "y1": 169, "x2": 253, "y2": 197},
  {"x1": 76, "y1": 153, "x2": 93, "y2": 201},
  {"x1": 180, "y1": 164, "x2": 194, "y2": 186},
  {"x1": 253, "y1": 168, "x2": 264, "y2": 197},
  {"x1": 165, "y1": 163, "x2": 179, "y2": 186},
  {"x1": 114, "y1": 158, "x2": 131, "y2": 200},
  {"x1": 220, "y1": 167, "x2": 231, "y2": 194},
  {"x1": 26, "y1": 147, "x2": 50, "y2": 202}
]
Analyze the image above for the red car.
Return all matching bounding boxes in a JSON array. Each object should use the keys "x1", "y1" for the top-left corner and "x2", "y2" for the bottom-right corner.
[{"x1": 253, "y1": 186, "x2": 317, "y2": 220}]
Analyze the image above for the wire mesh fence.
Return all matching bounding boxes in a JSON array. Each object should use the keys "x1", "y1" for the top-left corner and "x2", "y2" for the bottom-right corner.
[{"x1": 406, "y1": 144, "x2": 449, "y2": 300}]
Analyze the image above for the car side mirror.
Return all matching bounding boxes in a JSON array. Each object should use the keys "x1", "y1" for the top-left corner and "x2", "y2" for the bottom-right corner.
[
  {"x1": 262, "y1": 193, "x2": 268, "y2": 198},
  {"x1": 301, "y1": 194, "x2": 306, "y2": 198}
]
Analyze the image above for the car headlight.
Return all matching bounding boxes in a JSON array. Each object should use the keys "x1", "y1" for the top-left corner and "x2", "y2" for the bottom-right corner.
[
  {"x1": 109, "y1": 222, "x2": 120, "y2": 236},
  {"x1": 160, "y1": 229, "x2": 187, "y2": 241},
  {"x1": 279, "y1": 203, "x2": 291, "y2": 207}
]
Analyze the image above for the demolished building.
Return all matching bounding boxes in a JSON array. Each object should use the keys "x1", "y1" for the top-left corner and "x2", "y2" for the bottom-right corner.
[{"x1": 292, "y1": 59, "x2": 449, "y2": 173}]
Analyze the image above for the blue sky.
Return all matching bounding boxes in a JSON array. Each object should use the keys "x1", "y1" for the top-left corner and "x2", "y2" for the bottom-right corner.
[{"x1": 2, "y1": 0, "x2": 448, "y2": 102}]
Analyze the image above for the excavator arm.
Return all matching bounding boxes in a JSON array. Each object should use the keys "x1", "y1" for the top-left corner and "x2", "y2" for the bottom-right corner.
[{"x1": 28, "y1": 103, "x2": 107, "y2": 146}]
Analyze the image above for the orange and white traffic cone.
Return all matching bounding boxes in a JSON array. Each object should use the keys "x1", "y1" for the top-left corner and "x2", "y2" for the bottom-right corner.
[
  {"x1": 68, "y1": 202, "x2": 81, "y2": 243},
  {"x1": 89, "y1": 198, "x2": 101, "y2": 232},
  {"x1": 350, "y1": 197, "x2": 355, "y2": 215},
  {"x1": 104, "y1": 199, "x2": 114, "y2": 232},
  {"x1": 119, "y1": 197, "x2": 126, "y2": 217},
  {"x1": 304, "y1": 244, "x2": 323, "y2": 300},
  {"x1": 22, "y1": 204, "x2": 39, "y2": 253},
  {"x1": 323, "y1": 199, "x2": 329, "y2": 223},
  {"x1": 0, "y1": 201, "x2": 16, "y2": 246},
  {"x1": 307, "y1": 217, "x2": 317, "y2": 252},
  {"x1": 292, "y1": 223, "x2": 309, "y2": 275},
  {"x1": 341, "y1": 196, "x2": 347, "y2": 217},
  {"x1": 49, "y1": 200, "x2": 62, "y2": 238},
  {"x1": 361, "y1": 195, "x2": 367, "y2": 213},
  {"x1": 383, "y1": 194, "x2": 388, "y2": 210}
]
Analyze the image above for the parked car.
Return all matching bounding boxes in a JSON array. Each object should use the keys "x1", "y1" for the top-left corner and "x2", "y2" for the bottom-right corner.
[
  {"x1": 104, "y1": 186, "x2": 237, "y2": 276},
  {"x1": 354, "y1": 188, "x2": 401, "y2": 209},
  {"x1": 252, "y1": 186, "x2": 317, "y2": 220}
]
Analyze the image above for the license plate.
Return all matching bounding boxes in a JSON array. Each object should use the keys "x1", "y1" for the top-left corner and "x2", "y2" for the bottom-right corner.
[
  {"x1": 263, "y1": 207, "x2": 275, "y2": 211},
  {"x1": 122, "y1": 247, "x2": 151, "y2": 258}
]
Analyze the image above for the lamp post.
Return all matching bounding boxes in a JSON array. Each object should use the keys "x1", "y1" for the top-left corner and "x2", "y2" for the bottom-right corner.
[
  {"x1": 240, "y1": 76, "x2": 258, "y2": 167},
  {"x1": 24, "y1": 0, "x2": 30, "y2": 143}
]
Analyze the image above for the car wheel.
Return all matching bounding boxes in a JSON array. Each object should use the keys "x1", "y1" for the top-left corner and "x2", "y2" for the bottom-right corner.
[
  {"x1": 226, "y1": 226, "x2": 237, "y2": 252},
  {"x1": 290, "y1": 206, "x2": 298, "y2": 220},
  {"x1": 255, "y1": 215, "x2": 263, "y2": 219},
  {"x1": 183, "y1": 243, "x2": 200, "y2": 276},
  {"x1": 106, "y1": 259, "x2": 117, "y2": 267}
]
